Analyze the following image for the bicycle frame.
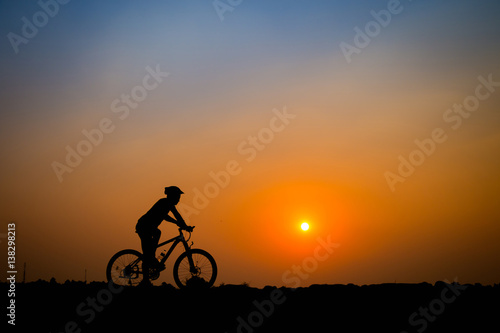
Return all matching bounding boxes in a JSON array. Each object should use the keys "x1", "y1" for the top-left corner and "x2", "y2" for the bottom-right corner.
[{"x1": 156, "y1": 229, "x2": 193, "y2": 266}]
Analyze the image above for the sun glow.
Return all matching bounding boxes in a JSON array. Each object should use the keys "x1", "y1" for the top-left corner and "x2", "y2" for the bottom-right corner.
[{"x1": 301, "y1": 222, "x2": 310, "y2": 231}]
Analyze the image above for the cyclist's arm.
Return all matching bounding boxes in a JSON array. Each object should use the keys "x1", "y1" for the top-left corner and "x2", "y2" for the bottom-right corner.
[
  {"x1": 164, "y1": 215, "x2": 177, "y2": 223},
  {"x1": 170, "y1": 206, "x2": 188, "y2": 228}
]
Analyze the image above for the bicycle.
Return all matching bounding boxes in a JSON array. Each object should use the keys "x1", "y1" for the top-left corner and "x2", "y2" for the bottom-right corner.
[{"x1": 106, "y1": 227, "x2": 217, "y2": 288}]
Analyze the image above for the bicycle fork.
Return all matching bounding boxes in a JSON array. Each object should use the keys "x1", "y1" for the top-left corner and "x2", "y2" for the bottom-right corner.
[{"x1": 182, "y1": 240, "x2": 198, "y2": 275}]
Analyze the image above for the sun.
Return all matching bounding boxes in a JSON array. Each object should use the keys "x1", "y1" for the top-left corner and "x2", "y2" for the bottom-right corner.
[{"x1": 300, "y1": 222, "x2": 310, "y2": 231}]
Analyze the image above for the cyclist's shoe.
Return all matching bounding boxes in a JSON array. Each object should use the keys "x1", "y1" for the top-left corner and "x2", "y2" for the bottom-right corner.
[{"x1": 148, "y1": 258, "x2": 165, "y2": 271}]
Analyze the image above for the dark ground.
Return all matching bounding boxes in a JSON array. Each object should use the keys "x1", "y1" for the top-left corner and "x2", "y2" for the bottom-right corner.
[{"x1": 3, "y1": 281, "x2": 499, "y2": 332}]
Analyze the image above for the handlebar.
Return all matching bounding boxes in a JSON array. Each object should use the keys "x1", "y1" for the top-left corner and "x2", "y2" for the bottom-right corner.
[{"x1": 179, "y1": 226, "x2": 194, "y2": 242}]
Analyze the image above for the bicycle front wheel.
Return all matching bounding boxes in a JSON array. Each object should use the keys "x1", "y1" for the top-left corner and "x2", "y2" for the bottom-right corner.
[
  {"x1": 106, "y1": 249, "x2": 144, "y2": 287},
  {"x1": 173, "y1": 249, "x2": 217, "y2": 289}
]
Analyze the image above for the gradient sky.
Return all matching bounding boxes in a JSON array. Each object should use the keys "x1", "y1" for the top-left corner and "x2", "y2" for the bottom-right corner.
[{"x1": 1, "y1": 0, "x2": 500, "y2": 287}]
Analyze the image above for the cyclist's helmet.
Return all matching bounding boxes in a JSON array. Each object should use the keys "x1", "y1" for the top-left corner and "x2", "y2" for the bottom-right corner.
[{"x1": 164, "y1": 186, "x2": 184, "y2": 195}]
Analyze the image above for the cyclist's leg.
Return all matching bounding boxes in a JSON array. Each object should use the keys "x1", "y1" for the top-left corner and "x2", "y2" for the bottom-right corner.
[
  {"x1": 137, "y1": 230, "x2": 152, "y2": 282},
  {"x1": 151, "y1": 228, "x2": 161, "y2": 253}
]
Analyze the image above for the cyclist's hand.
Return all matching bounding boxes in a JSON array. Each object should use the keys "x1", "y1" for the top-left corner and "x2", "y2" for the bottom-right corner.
[{"x1": 183, "y1": 225, "x2": 194, "y2": 232}]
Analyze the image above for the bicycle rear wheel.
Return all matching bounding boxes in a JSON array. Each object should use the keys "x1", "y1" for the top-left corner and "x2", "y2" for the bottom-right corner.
[
  {"x1": 173, "y1": 249, "x2": 217, "y2": 289},
  {"x1": 106, "y1": 249, "x2": 144, "y2": 287}
]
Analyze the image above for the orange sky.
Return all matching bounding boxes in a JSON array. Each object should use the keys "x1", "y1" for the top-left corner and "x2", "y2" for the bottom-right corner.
[{"x1": 1, "y1": 1, "x2": 500, "y2": 286}]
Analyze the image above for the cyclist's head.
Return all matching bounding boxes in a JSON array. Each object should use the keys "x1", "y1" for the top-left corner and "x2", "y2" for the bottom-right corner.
[{"x1": 164, "y1": 186, "x2": 184, "y2": 203}]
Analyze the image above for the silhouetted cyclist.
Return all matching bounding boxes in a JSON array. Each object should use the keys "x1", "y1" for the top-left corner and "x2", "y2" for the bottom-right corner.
[{"x1": 136, "y1": 186, "x2": 193, "y2": 286}]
